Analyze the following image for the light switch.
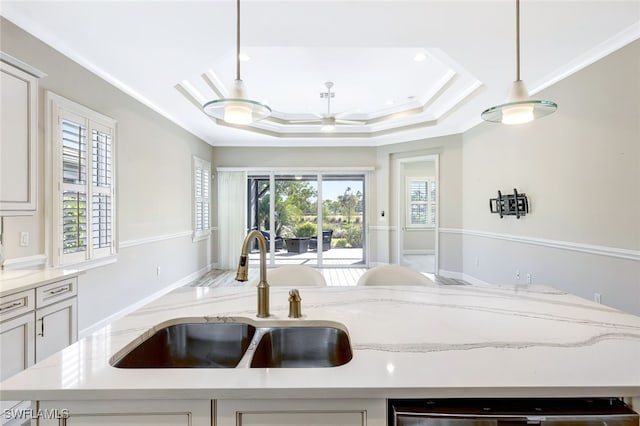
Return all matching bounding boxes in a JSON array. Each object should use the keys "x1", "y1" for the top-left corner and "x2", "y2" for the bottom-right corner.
[{"x1": 19, "y1": 231, "x2": 30, "y2": 247}]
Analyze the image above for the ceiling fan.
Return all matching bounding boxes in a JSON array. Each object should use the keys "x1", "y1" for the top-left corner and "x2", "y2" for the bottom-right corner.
[{"x1": 290, "y1": 82, "x2": 366, "y2": 131}]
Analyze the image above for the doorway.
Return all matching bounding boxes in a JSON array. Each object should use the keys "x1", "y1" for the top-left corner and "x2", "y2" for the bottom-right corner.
[{"x1": 395, "y1": 155, "x2": 439, "y2": 274}]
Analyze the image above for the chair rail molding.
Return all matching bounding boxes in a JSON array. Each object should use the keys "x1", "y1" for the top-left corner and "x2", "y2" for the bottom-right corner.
[
  {"x1": 439, "y1": 228, "x2": 640, "y2": 261},
  {"x1": 119, "y1": 230, "x2": 195, "y2": 249}
]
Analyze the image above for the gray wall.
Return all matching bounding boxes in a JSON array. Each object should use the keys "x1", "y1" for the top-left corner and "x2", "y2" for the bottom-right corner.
[
  {"x1": 461, "y1": 40, "x2": 640, "y2": 315},
  {"x1": 0, "y1": 18, "x2": 214, "y2": 332}
]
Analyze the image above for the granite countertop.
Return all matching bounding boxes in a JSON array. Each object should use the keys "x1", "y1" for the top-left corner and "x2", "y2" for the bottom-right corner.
[
  {"x1": 1, "y1": 284, "x2": 639, "y2": 401},
  {"x1": 0, "y1": 269, "x2": 82, "y2": 297}
]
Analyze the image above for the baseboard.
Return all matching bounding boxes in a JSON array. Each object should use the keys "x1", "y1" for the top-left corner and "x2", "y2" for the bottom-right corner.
[
  {"x1": 438, "y1": 269, "x2": 492, "y2": 287},
  {"x1": 79, "y1": 263, "x2": 214, "y2": 338},
  {"x1": 403, "y1": 250, "x2": 435, "y2": 255},
  {"x1": 437, "y1": 269, "x2": 464, "y2": 280}
]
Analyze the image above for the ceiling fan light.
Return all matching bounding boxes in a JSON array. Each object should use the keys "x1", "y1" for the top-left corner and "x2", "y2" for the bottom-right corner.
[{"x1": 321, "y1": 116, "x2": 336, "y2": 132}]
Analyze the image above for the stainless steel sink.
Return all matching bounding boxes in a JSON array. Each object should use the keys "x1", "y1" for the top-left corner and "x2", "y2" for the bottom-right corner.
[
  {"x1": 111, "y1": 320, "x2": 352, "y2": 369},
  {"x1": 249, "y1": 326, "x2": 352, "y2": 368},
  {"x1": 112, "y1": 322, "x2": 256, "y2": 368}
]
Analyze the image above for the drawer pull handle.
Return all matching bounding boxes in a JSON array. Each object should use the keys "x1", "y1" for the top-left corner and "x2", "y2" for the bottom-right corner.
[
  {"x1": 0, "y1": 301, "x2": 23, "y2": 311},
  {"x1": 49, "y1": 286, "x2": 70, "y2": 295}
]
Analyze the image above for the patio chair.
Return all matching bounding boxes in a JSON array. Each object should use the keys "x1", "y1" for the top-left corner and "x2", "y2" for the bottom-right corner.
[
  {"x1": 309, "y1": 230, "x2": 333, "y2": 251},
  {"x1": 357, "y1": 264, "x2": 435, "y2": 286},
  {"x1": 249, "y1": 229, "x2": 283, "y2": 251}
]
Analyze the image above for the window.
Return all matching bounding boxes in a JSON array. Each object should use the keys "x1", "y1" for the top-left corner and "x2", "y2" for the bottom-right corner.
[
  {"x1": 407, "y1": 177, "x2": 436, "y2": 227},
  {"x1": 47, "y1": 92, "x2": 117, "y2": 267},
  {"x1": 193, "y1": 156, "x2": 211, "y2": 241}
]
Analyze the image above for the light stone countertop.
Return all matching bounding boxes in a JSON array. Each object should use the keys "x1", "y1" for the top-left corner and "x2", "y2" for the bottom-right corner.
[
  {"x1": 1, "y1": 284, "x2": 639, "y2": 401},
  {"x1": 0, "y1": 268, "x2": 82, "y2": 297}
]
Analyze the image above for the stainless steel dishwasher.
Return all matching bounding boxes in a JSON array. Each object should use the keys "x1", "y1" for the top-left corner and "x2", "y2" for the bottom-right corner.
[{"x1": 389, "y1": 398, "x2": 639, "y2": 426}]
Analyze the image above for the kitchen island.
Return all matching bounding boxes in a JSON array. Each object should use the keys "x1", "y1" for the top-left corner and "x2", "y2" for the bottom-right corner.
[{"x1": 1, "y1": 283, "x2": 639, "y2": 425}]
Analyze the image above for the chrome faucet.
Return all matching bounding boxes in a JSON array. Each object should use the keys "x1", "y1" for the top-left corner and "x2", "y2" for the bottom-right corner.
[{"x1": 235, "y1": 230, "x2": 270, "y2": 318}]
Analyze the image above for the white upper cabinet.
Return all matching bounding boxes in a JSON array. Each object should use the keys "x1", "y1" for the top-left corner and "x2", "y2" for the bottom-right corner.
[{"x1": 0, "y1": 53, "x2": 45, "y2": 215}]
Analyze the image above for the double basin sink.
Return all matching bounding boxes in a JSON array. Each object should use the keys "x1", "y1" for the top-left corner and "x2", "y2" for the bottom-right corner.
[{"x1": 111, "y1": 318, "x2": 352, "y2": 369}]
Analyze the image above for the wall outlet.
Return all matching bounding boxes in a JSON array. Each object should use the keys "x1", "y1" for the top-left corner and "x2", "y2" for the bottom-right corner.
[
  {"x1": 19, "y1": 231, "x2": 30, "y2": 247},
  {"x1": 526, "y1": 273, "x2": 532, "y2": 284},
  {"x1": 594, "y1": 293, "x2": 602, "y2": 304},
  {"x1": 156, "y1": 266, "x2": 161, "y2": 276},
  {"x1": 515, "y1": 269, "x2": 520, "y2": 280}
]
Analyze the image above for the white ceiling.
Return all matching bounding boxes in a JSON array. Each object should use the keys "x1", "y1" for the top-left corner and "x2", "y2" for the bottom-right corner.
[{"x1": 2, "y1": 1, "x2": 639, "y2": 147}]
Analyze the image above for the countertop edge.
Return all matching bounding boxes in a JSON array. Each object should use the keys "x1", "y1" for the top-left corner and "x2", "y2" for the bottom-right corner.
[{"x1": 3, "y1": 386, "x2": 640, "y2": 402}]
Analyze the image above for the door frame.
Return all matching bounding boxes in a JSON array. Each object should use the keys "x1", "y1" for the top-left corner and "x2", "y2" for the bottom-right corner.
[{"x1": 394, "y1": 154, "x2": 439, "y2": 275}]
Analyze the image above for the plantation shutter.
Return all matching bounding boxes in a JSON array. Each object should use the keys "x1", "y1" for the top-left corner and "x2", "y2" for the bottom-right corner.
[
  {"x1": 193, "y1": 157, "x2": 211, "y2": 240},
  {"x1": 407, "y1": 178, "x2": 436, "y2": 227},
  {"x1": 52, "y1": 93, "x2": 116, "y2": 267},
  {"x1": 91, "y1": 123, "x2": 114, "y2": 257}
]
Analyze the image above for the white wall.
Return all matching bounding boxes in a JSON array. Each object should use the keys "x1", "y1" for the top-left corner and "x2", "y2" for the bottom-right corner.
[
  {"x1": 461, "y1": 40, "x2": 640, "y2": 315},
  {"x1": 0, "y1": 18, "x2": 214, "y2": 332}
]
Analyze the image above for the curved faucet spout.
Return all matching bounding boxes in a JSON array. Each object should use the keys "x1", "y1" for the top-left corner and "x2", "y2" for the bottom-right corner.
[{"x1": 235, "y1": 230, "x2": 270, "y2": 318}]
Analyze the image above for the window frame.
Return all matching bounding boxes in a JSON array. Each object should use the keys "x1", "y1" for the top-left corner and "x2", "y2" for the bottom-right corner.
[
  {"x1": 192, "y1": 156, "x2": 211, "y2": 242},
  {"x1": 45, "y1": 92, "x2": 117, "y2": 268},
  {"x1": 405, "y1": 176, "x2": 436, "y2": 229}
]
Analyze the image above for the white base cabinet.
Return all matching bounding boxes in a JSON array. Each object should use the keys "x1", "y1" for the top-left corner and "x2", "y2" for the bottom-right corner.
[
  {"x1": 36, "y1": 400, "x2": 211, "y2": 426},
  {"x1": 217, "y1": 399, "x2": 387, "y2": 426},
  {"x1": 0, "y1": 290, "x2": 36, "y2": 425},
  {"x1": 0, "y1": 276, "x2": 78, "y2": 425},
  {"x1": 35, "y1": 297, "x2": 77, "y2": 363},
  {"x1": 30, "y1": 399, "x2": 386, "y2": 426}
]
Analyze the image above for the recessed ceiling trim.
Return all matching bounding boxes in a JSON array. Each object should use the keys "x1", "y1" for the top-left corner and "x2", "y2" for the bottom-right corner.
[{"x1": 202, "y1": 71, "x2": 226, "y2": 99}]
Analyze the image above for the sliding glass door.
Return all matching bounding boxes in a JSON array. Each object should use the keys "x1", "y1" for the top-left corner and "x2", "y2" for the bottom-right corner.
[
  {"x1": 320, "y1": 175, "x2": 364, "y2": 266},
  {"x1": 246, "y1": 172, "x2": 366, "y2": 267}
]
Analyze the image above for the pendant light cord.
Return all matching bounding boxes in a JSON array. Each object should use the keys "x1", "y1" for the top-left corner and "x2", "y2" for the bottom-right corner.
[
  {"x1": 516, "y1": 0, "x2": 521, "y2": 81},
  {"x1": 236, "y1": 0, "x2": 241, "y2": 81}
]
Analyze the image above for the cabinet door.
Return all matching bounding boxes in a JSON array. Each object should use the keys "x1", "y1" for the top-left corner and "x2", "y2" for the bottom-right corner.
[
  {"x1": 0, "y1": 313, "x2": 35, "y2": 422},
  {"x1": 35, "y1": 297, "x2": 78, "y2": 363},
  {"x1": 0, "y1": 56, "x2": 39, "y2": 213},
  {"x1": 36, "y1": 400, "x2": 211, "y2": 426},
  {"x1": 217, "y1": 398, "x2": 386, "y2": 426}
]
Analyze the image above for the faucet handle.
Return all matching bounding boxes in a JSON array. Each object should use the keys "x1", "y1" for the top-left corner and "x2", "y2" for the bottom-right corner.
[{"x1": 288, "y1": 289, "x2": 302, "y2": 318}]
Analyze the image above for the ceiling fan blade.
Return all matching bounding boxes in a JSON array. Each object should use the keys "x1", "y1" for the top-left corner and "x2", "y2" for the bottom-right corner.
[
  {"x1": 335, "y1": 119, "x2": 366, "y2": 125},
  {"x1": 334, "y1": 108, "x2": 360, "y2": 119},
  {"x1": 288, "y1": 119, "x2": 323, "y2": 124}
]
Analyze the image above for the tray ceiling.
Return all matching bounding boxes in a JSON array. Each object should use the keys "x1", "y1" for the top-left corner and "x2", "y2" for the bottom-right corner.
[{"x1": 2, "y1": 1, "x2": 638, "y2": 147}]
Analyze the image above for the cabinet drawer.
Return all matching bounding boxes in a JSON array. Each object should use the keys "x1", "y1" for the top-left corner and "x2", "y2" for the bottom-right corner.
[
  {"x1": 36, "y1": 278, "x2": 77, "y2": 308},
  {"x1": 0, "y1": 289, "x2": 35, "y2": 322}
]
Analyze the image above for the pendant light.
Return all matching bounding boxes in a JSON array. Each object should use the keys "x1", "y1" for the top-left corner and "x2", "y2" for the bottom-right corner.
[
  {"x1": 203, "y1": 0, "x2": 271, "y2": 125},
  {"x1": 481, "y1": 0, "x2": 557, "y2": 124}
]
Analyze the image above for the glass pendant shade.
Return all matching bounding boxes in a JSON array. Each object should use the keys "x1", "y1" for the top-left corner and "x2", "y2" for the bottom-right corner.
[
  {"x1": 481, "y1": 0, "x2": 557, "y2": 124},
  {"x1": 481, "y1": 80, "x2": 557, "y2": 124},
  {"x1": 203, "y1": 80, "x2": 271, "y2": 125},
  {"x1": 202, "y1": 0, "x2": 271, "y2": 125}
]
